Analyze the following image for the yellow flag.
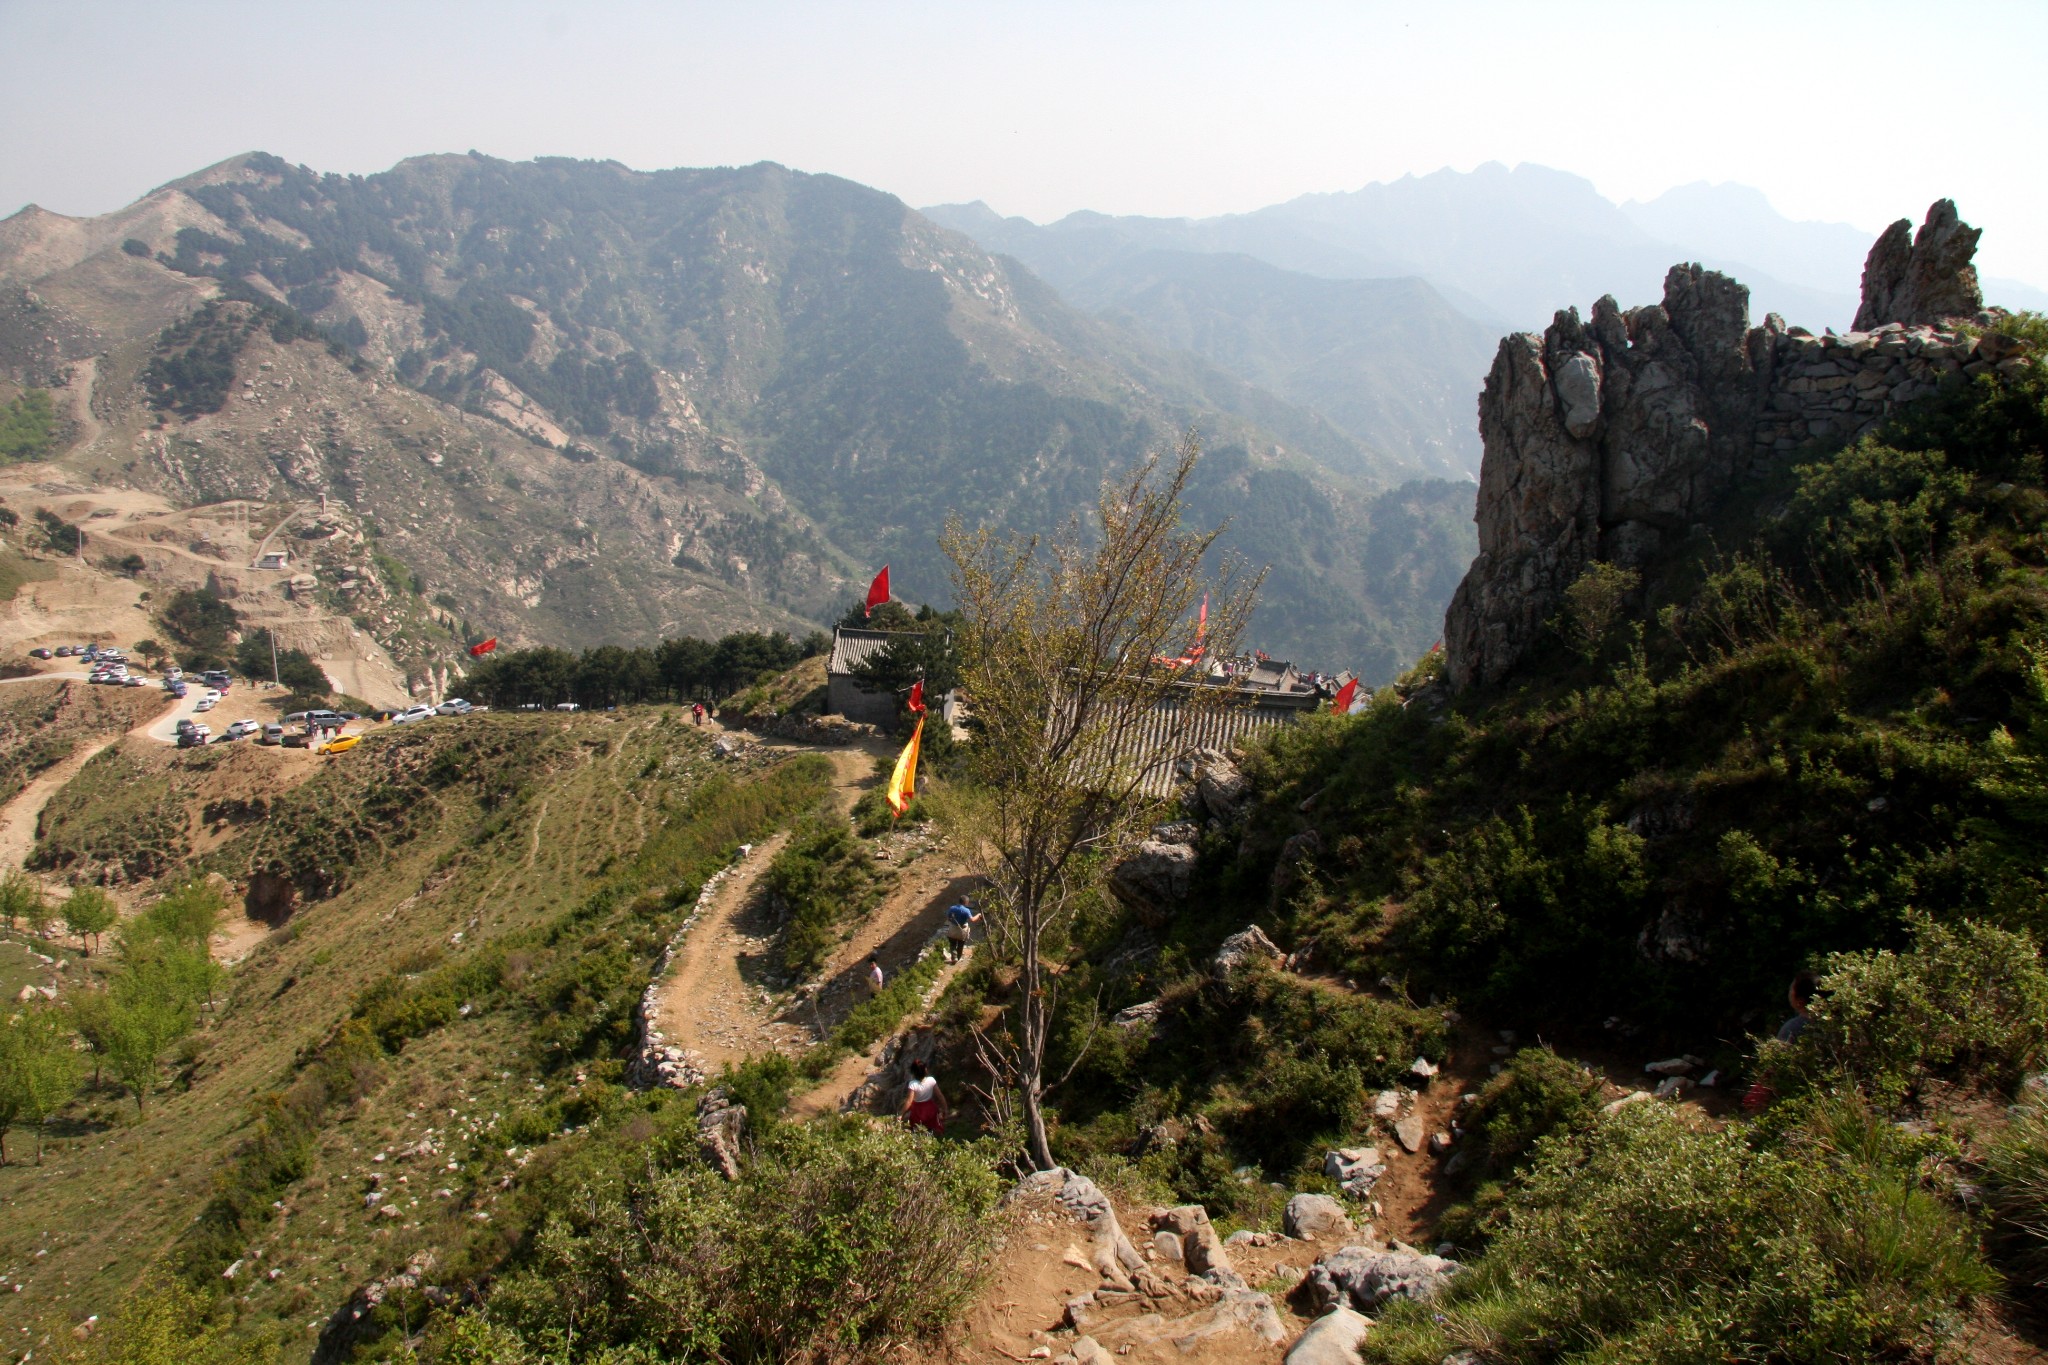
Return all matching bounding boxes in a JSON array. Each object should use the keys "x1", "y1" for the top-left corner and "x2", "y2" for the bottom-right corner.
[{"x1": 885, "y1": 714, "x2": 924, "y2": 817}]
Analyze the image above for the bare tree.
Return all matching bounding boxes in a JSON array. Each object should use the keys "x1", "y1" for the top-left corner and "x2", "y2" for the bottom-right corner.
[{"x1": 942, "y1": 432, "x2": 1261, "y2": 1170}]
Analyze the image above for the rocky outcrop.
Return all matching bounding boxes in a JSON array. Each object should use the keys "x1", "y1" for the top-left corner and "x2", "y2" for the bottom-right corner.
[
  {"x1": 1446, "y1": 201, "x2": 2012, "y2": 690},
  {"x1": 1284, "y1": 1193, "x2": 1358, "y2": 1242},
  {"x1": 1306, "y1": 1245, "x2": 1463, "y2": 1314},
  {"x1": 1212, "y1": 924, "x2": 1284, "y2": 980},
  {"x1": 696, "y1": 1089, "x2": 746, "y2": 1180},
  {"x1": 1855, "y1": 199, "x2": 1982, "y2": 331},
  {"x1": 1107, "y1": 840, "x2": 1196, "y2": 924},
  {"x1": 1285, "y1": 1307, "x2": 1373, "y2": 1365}
]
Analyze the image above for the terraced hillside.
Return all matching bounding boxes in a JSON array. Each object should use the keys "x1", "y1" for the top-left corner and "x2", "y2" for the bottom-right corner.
[{"x1": 0, "y1": 708, "x2": 837, "y2": 1351}]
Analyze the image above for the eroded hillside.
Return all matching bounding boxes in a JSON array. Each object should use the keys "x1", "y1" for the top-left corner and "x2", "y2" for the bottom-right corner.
[{"x1": 0, "y1": 152, "x2": 1475, "y2": 679}]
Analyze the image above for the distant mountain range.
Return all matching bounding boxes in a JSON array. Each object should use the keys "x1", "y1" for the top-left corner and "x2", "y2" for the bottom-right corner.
[
  {"x1": 929, "y1": 164, "x2": 2048, "y2": 480},
  {"x1": 0, "y1": 152, "x2": 1475, "y2": 684}
]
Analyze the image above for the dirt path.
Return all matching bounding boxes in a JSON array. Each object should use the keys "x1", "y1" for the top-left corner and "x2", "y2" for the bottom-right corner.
[
  {"x1": 644, "y1": 735, "x2": 986, "y2": 1090},
  {"x1": 648, "y1": 830, "x2": 807, "y2": 1072},
  {"x1": 0, "y1": 737, "x2": 118, "y2": 878}
]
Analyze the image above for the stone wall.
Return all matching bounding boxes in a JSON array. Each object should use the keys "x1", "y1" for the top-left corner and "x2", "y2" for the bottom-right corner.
[{"x1": 1444, "y1": 200, "x2": 2027, "y2": 690}]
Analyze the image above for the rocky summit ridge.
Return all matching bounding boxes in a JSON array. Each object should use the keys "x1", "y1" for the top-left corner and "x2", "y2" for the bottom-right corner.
[{"x1": 1445, "y1": 200, "x2": 2013, "y2": 689}]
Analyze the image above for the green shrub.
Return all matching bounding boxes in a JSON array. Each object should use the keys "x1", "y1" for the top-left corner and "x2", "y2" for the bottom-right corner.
[
  {"x1": 0, "y1": 389, "x2": 58, "y2": 460},
  {"x1": 762, "y1": 821, "x2": 883, "y2": 977},
  {"x1": 1364, "y1": 1099, "x2": 1993, "y2": 1364},
  {"x1": 1461, "y1": 1047, "x2": 1604, "y2": 1178},
  {"x1": 1759, "y1": 917, "x2": 2048, "y2": 1108},
  {"x1": 466, "y1": 1122, "x2": 1001, "y2": 1363}
]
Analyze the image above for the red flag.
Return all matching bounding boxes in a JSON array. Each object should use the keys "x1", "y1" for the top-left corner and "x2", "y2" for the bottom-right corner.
[
  {"x1": 468, "y1": 637, "x2": 499, "y2": 658},
  {"x1": 1331, "y1": 678, "x2": 1357, "y2": 714},
  {"x1": 908, "y1": 679, "x2": 926, "y2": 714},
  {"x1": 864, "y1": 566, "x2": 890, "y2": 618}
]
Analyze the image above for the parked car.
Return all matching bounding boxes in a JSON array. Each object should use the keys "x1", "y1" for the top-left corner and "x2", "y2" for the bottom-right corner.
[
  {"x1": 171, "y1": 682, "x2": 188, "y2": 698},
  {"x1": 202, "y1": 670, "x2": 232, "y2": 691},
  {"x1": 223, "y1": 719, "x2": 261, "y2": 741},
  {"x1": 176, "y1": 725, "x2": 211, "y2": 749},
  {"x1": 194, "y1": 697, "x2": 216, "y2": 713},
  {"x1": 123, "y1": 676, "x2": 146, "y2": 688},
  {"x1": 28, "y1": 648, "x2": 52, "y2": 660},
  {"x1": 391, "y1": 705, "x2": 434, "y2": 725},
  {"x1": 258, "y1": 723, "x2": 285, "y2": 746},
  {"x1": 305, "y1": 709, "x2": 343, "y2": 728},
  {"x1": 163, "y1": 667, "x2": 182, "y2": 681},
  {"x1": 175, "y1": 718, "x2": 196, "y2": 734},
  {"x1": 53, "y1": 645, "x2": 73, "y2": 657},
  {"x1": 555, "y1": 702, "x2": 580, "y2": 712},
  {"x1": 317, "y1": 734, "x2": 360, "y2": 756},
  {"x1": 435, "y1": 698, "x2": 472, "y2": 716}
]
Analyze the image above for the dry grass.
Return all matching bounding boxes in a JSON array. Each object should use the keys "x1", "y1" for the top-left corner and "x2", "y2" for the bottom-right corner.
[{"x1": 0, "y1": 706, "x2": 805, "y2": 1349}]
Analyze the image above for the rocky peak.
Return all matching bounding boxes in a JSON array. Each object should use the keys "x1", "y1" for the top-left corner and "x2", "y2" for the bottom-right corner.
[
  {"x1": 1854, "y1": 200, "x2": 1982, "y2": 331},
  {"x1": 1445, "y1": 202, "x2": 2000, "y2": 691}
]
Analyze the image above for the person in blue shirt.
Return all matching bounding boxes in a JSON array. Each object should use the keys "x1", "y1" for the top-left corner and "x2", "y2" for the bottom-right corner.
[{"x1": 943, "y1": 900, "x2": 981, "y2": 961}]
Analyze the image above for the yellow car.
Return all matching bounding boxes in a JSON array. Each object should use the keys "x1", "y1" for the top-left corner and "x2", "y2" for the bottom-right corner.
[{"x1": 316, "y1": 734, "x2": 360, "y2": 756}]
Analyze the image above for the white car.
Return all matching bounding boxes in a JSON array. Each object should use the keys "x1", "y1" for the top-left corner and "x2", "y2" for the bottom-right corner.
[
  {"x1": 555, "y1": 701, "x2": 580, "y2": 712},
  {"x1": 391, "y1": 704, "x2": 434, "y2": 725},
  {"x1": 194, "y1": 696, "x2": 217, "y2": 713},
  {"x1": 435, "y1": 698, "x2": 472, "y2": 716},
  {"x1": 222, "y1": 719, "x2": 261, "y2": 740}
]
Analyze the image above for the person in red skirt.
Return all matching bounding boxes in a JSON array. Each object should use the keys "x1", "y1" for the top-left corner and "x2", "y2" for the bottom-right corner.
[{"x1": 901, "y1": 1059, "x2": 948, "y2": 1135}]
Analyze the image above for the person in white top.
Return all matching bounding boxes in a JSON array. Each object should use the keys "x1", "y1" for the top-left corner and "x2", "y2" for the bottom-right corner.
[{"x1": 901, "y1": 1059, "x2": 947, "y2": 1134}]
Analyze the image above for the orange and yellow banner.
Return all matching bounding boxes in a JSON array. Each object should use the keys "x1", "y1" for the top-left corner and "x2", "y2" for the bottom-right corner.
[{"x1": 885, "y1": 713, "x2": 924, "y2": 817}]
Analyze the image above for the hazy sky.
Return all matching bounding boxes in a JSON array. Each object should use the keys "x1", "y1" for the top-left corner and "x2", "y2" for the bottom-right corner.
[{"x1": 6, "y1": 0, "x2": 2046, "y2": 285}]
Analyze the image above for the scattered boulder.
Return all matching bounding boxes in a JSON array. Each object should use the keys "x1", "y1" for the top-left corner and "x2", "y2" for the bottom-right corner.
[
  {"x1": 1271, "y1": 828, "x2": 1323, "y2": 898},
  {"x1": 1284, "y1": 1306, "x2": 1373, "y2": 1365},
  {"x1": 1307, "y1": 1246, "x2": 1462, "y2": 1315},
  {"x1": 1371, "y1": 1089, "x2": 1403, "y2": 1121},
  {"x1": 316, "y1": 1251, "x2": 437, "y2": 1365},
  {"x1": 1152, "y1": 1205, "x2": 1244, "y2": 1288},
  {"x1": 1284, "y1": 1193, "x2": 1357, "y2": 1242},
  {"x1": 1111, "y1": 999, "x2": 1163, "y2": 1032},
  {"x1": 1407, "y1": 1057, "x2": 1439, "y2": 1086},
  {"x1": 1212, "y1": 924, "x2": 1283, "y2": 981},
  {"x1": 1324, "y1": 1147, "x2": 1387, "y2": 1197},
  {"x1": 1013, "y1": 1168, "x2": 1157, "y2": 1292},
  {"x1": 1180, "y1": 748, "x2": 1251, "y2": 821},
  {"x1": 696, "y1": 1089, "x2": 745, "y2": 1180},
  {"x1": 1393, "y1": 1115, "x2": 1426, "y2": 1154},
  {"x1": 1107, "y1": 841, "x2": 1196, "y2": 925}
]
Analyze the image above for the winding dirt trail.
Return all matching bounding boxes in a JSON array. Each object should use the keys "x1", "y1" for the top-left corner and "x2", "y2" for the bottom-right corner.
[{"x1": 643, "y1": 734, "x2": 992, "y2": 1102}]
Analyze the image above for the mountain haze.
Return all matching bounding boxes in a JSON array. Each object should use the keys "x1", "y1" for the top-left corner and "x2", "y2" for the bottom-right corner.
[{"x1": 0, "y1": 152, "x2": 1476, "y2": 684}]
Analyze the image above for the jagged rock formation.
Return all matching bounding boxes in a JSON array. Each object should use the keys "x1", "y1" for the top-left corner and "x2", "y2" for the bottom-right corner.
[
  {"x1": 1854, "y1": 199, "x2": 1983, "y2": 331},
  {"x1": 1445, "y1": 202, "x2": 2006, "y2": 689}
]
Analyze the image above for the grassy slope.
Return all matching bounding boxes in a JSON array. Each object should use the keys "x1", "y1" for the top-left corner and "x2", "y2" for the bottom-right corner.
[
  {"x1": 0, "y1": 679, "x2": 161, "y2": 811},
  {"x1": 0, "y1": 708, "x2": 827, "y2": 1351}
]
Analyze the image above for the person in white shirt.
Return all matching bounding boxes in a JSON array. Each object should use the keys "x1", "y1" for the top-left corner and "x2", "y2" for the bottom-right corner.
[{"x1": 901, "y1": 1059, "x2": 947, "y2": 1134}]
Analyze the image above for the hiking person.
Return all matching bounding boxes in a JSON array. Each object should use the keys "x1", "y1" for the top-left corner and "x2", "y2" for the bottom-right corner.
[
  {"x1": 943, "y1": 900, "x2": 980, "y2": 962},
  {"x1": 1777, "y1": 970, "x2": 1819, "y2": 1043},
  {"x1": 902, "y1": 1059, "x2": 947, "y2": 1134},
  {"x1": 866, "y1": 954, "x2": 884, "y2": 995},
  {"x1": 692, "y1": 702, "x2": 705, "y2": 727}
]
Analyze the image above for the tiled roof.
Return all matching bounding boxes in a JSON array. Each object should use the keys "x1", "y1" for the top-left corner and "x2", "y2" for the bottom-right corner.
[
  {"x1": 828, "y1": 627, "x2": 917, "y2": 677},
  {"x1": 1062, "y1": 682, "x2": 1320, "y2": 797}
]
